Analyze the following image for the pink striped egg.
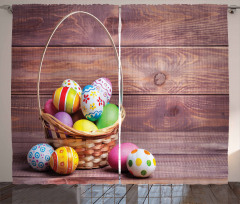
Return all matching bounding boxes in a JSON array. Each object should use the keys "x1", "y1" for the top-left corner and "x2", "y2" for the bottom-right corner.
[
  {"x1": 92, "y1": 78, "x2": 112, "y2": 106},
  {"x1": 52, "y1": 87, "x2": 80, "y2": 114}
]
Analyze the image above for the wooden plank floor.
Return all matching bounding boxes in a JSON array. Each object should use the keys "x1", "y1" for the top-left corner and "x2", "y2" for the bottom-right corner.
[
  {"x1": 12, "y1": 149, "x2": 227, "y2": 185},
  {"x1": 1, "y1": 182, "x2": 240, "y2": 204}
]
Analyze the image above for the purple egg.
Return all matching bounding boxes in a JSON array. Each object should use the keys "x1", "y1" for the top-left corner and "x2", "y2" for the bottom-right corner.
[{"x1": 54, "y1": 112, "x2": 73, "y2": 127}]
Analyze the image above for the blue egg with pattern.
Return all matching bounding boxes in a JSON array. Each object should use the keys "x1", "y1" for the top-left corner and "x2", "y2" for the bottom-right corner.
[{"x1": 27, "y1": 143, "x2": 54, "y2": 171}]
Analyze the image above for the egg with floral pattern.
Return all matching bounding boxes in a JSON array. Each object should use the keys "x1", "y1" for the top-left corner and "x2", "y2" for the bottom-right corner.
[
  {"x1": 27, "y1": 143, "x2": 54, "y2": 171},
  {"x1": 81, "y1": 85, "x2": 103, "y2": 121},
  {"x1": 127, "y1": 149, "x2": 156, "y2": 178},
  {"x1": 92, "y1": 78, "x2": 112, "y2": 106},
  {"x1": 62, "y1": 79, "x2": 82, "y2": 98}
]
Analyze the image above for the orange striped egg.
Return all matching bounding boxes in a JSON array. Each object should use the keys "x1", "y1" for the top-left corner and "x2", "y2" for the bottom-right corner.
[
  {"x1": 50, "y1": 146, "x2": 79, "y2": 175},
  {"x1": 53, "y1": 87, "x2": 80, "y2": 114}
]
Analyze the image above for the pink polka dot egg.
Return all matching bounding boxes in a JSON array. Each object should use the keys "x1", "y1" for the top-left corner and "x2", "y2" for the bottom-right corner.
[
  {"x1": 27, "y1": 143, "x2": 54, "y2": 171},
  {"x1": 127, "y1": 149, "x2": 156, "y2": 177}
]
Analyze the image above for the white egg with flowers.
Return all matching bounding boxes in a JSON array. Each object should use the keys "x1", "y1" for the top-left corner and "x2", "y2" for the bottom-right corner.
[
  {"x1": 127, "y1": 149, "x2": 156, "y2": 177},
  {"x1": 81, "y1": 85, "x2": 103, "y2": 121}
]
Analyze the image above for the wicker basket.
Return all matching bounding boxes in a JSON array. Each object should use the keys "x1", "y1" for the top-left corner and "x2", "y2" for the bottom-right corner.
[{"x1": 37, "y1": 11, "x2": 125, "y2": 169}]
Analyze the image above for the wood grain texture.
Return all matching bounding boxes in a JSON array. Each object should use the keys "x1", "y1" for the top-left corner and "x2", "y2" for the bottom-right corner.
[
  {"x1": 12, "y1": 47, "x2": 228, "y2": 95},
  {"x1": 121, "y1": 154, "x2": 228, "y2": 184},
  {"x1": 185, "y1": 185, "x2": 218, "y2": 203},
  {"x1": 126, "y1": 185, "x2": 138, "y2": 203},
  {"x1": 229, "y1": 182, "x2": 240, "y2": 200},
  {"x1": 12, "y1": 154, "x2": 227, "y2": 185},
  {"x1": 121, "y1": 4, "x2": 228, "y2": 46},
  {"x1": 12, "y1": 4, "x2": 119, "y2": 46},
  {"x1": 1, "y1": 184, "x2": 78, "y2": 204},
  {"x1": 209, "y1": 184, "x2": 240, "y2": 203},
  {"x1": 11, "y1": 4, "x2": 229, "y2": 184},
  {"x1": 2, "y1": 183, "x2": 240, "y2": 203},
  {"x1": 12, "y1": 131, "x2": 228, "y2": 155},
  {"x1": 11, "y1": 94, "x2": 229, "y2": 132},
  {"x1": 12, "y1": 154, "x2": 119, "y2": 184}
]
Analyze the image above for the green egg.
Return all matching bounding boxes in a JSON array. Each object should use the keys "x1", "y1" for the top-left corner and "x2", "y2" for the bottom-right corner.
[{"x1": 96, "y1": 103, "x2": 119, "y2": 129}]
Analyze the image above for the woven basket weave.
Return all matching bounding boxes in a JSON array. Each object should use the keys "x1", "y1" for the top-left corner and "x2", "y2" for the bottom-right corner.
[{"x1": 37, "y1": 11, "x2": 124, "y2": 169}]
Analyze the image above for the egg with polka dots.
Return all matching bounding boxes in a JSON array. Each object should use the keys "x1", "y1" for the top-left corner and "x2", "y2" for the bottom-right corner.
[
  {"x1": 27, "y1": 143, "x2": 54, "y2": 171},
  {"x1": 127, "y1": 149, "x2": 156, "y2": 178},
  {"x1": 62, "y1": 79, "x2": 82, "y2": 98}
]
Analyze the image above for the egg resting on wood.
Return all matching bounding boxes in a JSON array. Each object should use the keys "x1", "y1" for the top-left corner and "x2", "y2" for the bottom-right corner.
[
  {"x1": 127, "y1": 149, "x2": 156, "y2": 177},
  {"x1": 50, "y1": 146, "x2": 79, "y2": 174},
  {"x1": 27, "y1": 143, "x2": 54, "y2": 171}
]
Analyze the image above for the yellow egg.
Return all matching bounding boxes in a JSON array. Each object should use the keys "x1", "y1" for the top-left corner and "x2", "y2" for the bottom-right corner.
[
  {"x1": 50, "y1": 146, "x2": 79, "y2": 175},
  {"x1": 73, "y1": 119, "x2": 98, "y2": 132}
]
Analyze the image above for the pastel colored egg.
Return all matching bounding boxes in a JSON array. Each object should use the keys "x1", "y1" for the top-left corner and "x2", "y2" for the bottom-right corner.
[
  {"x1": 96, "y1": 103, "x2": 119, "y2": 129},
  {"x1": 62, "y1": 79, "x2": 82, "y2": 97},
  {"x1": 50, "y1": 146, "x2": 79, "y2": 175},
  {"x1": 108, "y1": 143, "x2": 138, "y2": 171},
  {"x1": 44, "y1": 99, "x2": 58, "y2": 115},
  {"x1": 127, "y1": 149, "x2": 156, "y2": 178},
  {"x1": 27, "y1": 143, "x2": 54, "y2": 171},
  {"x1": 53, "y1": 87, "x2": 80, "y2": 114},
  {"x1": 73, "y1": 119, "x2": 98, "y2": 132},
  {"x1": 81, "y1": 85, "x2": 103, "y2": 121},
  {"x1": 54, "y1": 112, "x2": 73, "y2": 127},
  {"x1": 92, "y1": 78, "x2": 112, "y2": 106}
]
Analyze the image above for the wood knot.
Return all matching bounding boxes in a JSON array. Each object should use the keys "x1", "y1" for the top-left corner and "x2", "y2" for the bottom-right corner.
[
  {"x1": 103, "y1": 16, "x2": 119, "y2": 36},
  {"x1": 154, "y1": 73, "x2": 166, "y2": 86}
]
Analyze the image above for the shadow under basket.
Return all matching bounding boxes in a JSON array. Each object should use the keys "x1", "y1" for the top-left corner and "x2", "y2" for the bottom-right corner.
[{"x1": 41, "y1": 107, "x2": 125, "y2": 169}]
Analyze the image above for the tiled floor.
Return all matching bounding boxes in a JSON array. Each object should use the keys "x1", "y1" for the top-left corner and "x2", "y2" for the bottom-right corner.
[{"x1": 1, "y1": 183, "x2": 240, "y2": 203}]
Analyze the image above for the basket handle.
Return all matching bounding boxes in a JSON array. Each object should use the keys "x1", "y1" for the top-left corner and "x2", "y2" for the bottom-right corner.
[{"x1": 37, "y1": 11, "x2": 123, "y2": 116}]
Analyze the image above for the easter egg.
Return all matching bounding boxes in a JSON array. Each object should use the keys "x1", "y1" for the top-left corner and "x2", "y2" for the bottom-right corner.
[
  {"x1": 54, "y1": 112, "x2": 73, "y2": 127},
  {"x1": 92, "y1": 78, "x2": 112, "y2": 106},
  {"x1": 81, "y1": 85, "x2": 103, "y2": 121},
  {"x1": 96, "y1": 103, "x2": 119, "y2": 129},
  {"x1": 62, "y1": 79, "x2": 82, "y2": 97},
  {"x1": 50, "y1": 146, "x2": 79, "y2": 175},
  {"x1": 127, "y1": 149, "x2": 156, "y2": 177},
  {"x1": 44, "y1": 99, "x2": 58, "y2": 115},
  {"x1": 73, "y1": 119, "x2": 98, "y2": 132},
  {"x1": 27, "y1": 143, "x2": 54, "y2": 171},
  {"x1": 53, "y1": 87, "x2": 80, "y2": 114},
  {"x1": 108, "y1": 143, "x2": 138, "y2": 171}
]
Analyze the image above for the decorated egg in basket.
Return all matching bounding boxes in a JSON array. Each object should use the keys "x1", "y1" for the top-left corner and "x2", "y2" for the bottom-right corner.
[
  {"x1": 50, "y1": 146, "x2": 79, "y2": 175},
  {"x1": 127, "y1": 149, "x2": 156, "y2": 177},
  {"x1": 27, "y1": 143, "x2": 54, "y2": 171},
  {"x1": 81, "y1": 85, "x2": 103, "y2": 121},
  {"x1": 53, "y1": 87, "x2": 80, "y2": 114},
  {"x1": 62, "y1": 79, "x2": 82, "y2": 97},
  {"x1": 92, "y1": 77, "x2": 112, "y2": 106}
]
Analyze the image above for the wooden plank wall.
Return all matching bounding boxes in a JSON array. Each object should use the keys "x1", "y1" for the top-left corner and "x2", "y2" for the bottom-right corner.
[{"x1": 11, "y1": 4, "x2": 229, "y2": 184}]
